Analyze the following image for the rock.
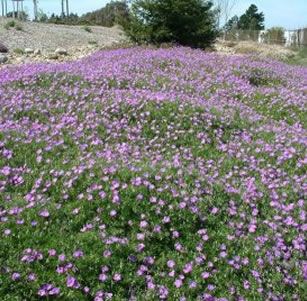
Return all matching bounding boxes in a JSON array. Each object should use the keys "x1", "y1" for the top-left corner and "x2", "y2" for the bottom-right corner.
[
  {"x1": 55, "y1": 48, "x2": 67, "y2": 56},
  {"x1": 16, "y1": 56, "x2": 26, "y2": 63},
  {"x1": 0, "y1": 41, "x2": 8, "y2": 53},
  {"x1": 34, "y1": 49, "x2": 41, "y2": 55},
  {"x1": 25, "y1": 48, "x2": 34, "y2": 54},
  {"x1": 0, "y1": 55, "x2": 8, "y2": 64}
]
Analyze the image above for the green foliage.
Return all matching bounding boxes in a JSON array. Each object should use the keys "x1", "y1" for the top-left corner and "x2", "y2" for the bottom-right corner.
[
  {"x1": 224, "y1": 15, "x2": 239, "y2": 31},
  {"x1": 15, "y1": 24, "x2": 23, "y2": 31},
  {"x1": 83, "y1": 26, "x2": 92, "y2": 33},
  {"x1": 88, "y1": 40, "x2": 98, "y2": 45},
  {"x1": 3, "y1": 20, "x2": 23, "y2": 31},
  {"x1": 237, "y1": 4, "x2": 265, "y2": 30},
  {"x1": 285, "y1": 47, "x2": 307, "y2": 66},
  {"x1": 36, "y1": 8, "x2": 49, "y2": 23},
  {"x1": 13, "y1": 48, "x2": 25, "y2": 55},
  {"x1": 123, "y1": 0, "x2": 218, "y2": 48},
  {"x1": 262, "y1": 27, "x2": 285, "y2": 45},
  {"x1": 45, "y1": 1, "x2": 129, "y2": 27},
  {"x1": 81, "y1": 0, "x2": 129, "y2": 27},
  {"x1": 47, "y1": 12, "x2": 80, "y2": 25},
  {"x1": 3, "y1": 20, "x2": 16, "y2": 30},
  {"x1": 247, "y1": 68, "x2": 284, "y2": 87},
  {"x1": 6, "y1": 11, "x2": 29, "y2": 21}
]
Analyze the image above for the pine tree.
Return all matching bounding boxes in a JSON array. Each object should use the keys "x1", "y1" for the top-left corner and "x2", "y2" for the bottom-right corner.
[
  {"x1": 237, "y1": 4, "x2": 265, "y2": 30},
  {"x1": 123, "y1": 0, "x2": 218, "y2": 48},
  {"x1": 224, "y1": 15, "x2": 239, "y2": 31}
]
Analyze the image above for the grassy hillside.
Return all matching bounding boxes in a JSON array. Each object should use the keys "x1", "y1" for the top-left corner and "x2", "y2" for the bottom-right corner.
[
  {"x1": 0, "y1": 48, "x2": 306, "y2": 300},
  {"x1": 286, "y1": 48, "x2": 307, "y2": 66}
]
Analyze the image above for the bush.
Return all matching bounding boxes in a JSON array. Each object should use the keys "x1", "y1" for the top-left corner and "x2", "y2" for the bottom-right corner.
[
  {"x1": 13, "y1": 48, "x2": 25, "y2": 55},
  {"x1": 0, "y1": 41, "x2": 9, "y2": 53},
  {"x1": 88, "y1": 40, "x2": 98, "y2": 45},
  {"x1": 123, "y1": 0, "x2": 218, "y2": 48},
  {"x1": 4, "y1": 20, "x2": 16, "y2": 30},
  {"x1": 262, "y1": 27, "x2": 286, "y2": 45},
  {"x1": 83, "y1": 26, "x2": 92, "y2": 33},
  {"x1": 15, "y1": 24, "x2": 23, "y2": 31},
  {"x1": 6, "y1": 11, "x2": 29, "y2": 20},
  {"x1": 81, "y1": 1, "x2": 129, "y2": 27}
]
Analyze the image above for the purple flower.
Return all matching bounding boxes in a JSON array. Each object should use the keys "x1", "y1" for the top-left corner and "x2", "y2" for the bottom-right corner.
[
  {"x1": 49, "y1": 287, "x2": 60, "y2": 296},
  {"x1": 58, "y1": 254, "x2": 66, "y2": 262},
  {"x1": 137, "y1": 243, "x2": 145, "y2": 252},
  {"x1": 38, "y1": 209, "x2": 50, "y2": 217},
  {"x1": 189, "y1": 280, "x2": 197, "y2": 288},
  {"x1": 140, "y1": 220, "x2": 148, "y2": 228},
  {"x1": 167, "y1": 260, "x2": 176, "y2": 268},
  {"x1": 113, "y1": 273, "x2": 121, "y2": 281},
  {"x1": 202, "y1": 272, "x2": 210, "y2": 279},
  {"x1": 174, "y1": 279, "x2": 183, "y2": 288},
  {"x1": 67, "y1": 275, "x2": 80, "y2": 289},
  {"x1": 38, "y1": 284, "x2": 60, "y2": 296},
  {"x1": 28, "y1": 273, "x2": 36, "y2": 281},
  {"x1": 99, "y1": 273, "x2": 108, "y2": 282},
  {"x1": 243, "y1": 280, "x2": 250, "y2": 290},
  {"x1": 12, "y1": 273, "x2": 21, "y2": 281},
  {"x1": 84, "y1": 287, "x2": 90, "y2": 294},
  {"x1": 72, "y1": 208, "x2": 80, "y2": 215},
  {"x1": 73, "y1": 251, "x2": 83, "y2": 258},
  {"x1": 110, "y1": 210, "x2": 117, "y2": 217},
  {"x1": 103, "y1": 250, "x2": 112, "y2": 258},
  {"x1": 3, "y1": 229, "x2": 11, "y2": 236},
  {"x1": 183, "y1": 262, "x2": 194, "y2": 274}
]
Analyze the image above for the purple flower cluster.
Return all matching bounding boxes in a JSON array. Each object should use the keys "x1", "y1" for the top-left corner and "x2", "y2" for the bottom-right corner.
[{"x1": 0, "y1": 47, "x2": 306, "y2": 300}]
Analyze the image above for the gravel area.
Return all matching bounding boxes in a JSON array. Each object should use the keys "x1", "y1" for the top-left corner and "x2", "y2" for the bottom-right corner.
[{"x1": 0, "y1": 18, "x2": 126, "y2": 52}]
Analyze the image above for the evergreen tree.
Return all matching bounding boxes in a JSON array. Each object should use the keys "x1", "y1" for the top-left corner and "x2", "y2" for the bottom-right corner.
[
  {"x1": 237, "y1": 4, "x2": 265, "y2": 30},
  {"x1": 224, "y1": 15, "x2": 238, "y2": 31},
  {"x1": 123, "y1": 0, "x2": 218, "y2": 48},
  {"x1": 81, "y1": 1, "x2": 129, "y2": 27}
]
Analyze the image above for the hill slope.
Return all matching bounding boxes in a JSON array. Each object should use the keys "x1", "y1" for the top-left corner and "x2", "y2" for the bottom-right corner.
[
  {"x1": 0, "y1": 18, "x2": 126, "y2": 52},
  {"x1": 0, "y1": 47, "x2": 306, "y2": 300}
]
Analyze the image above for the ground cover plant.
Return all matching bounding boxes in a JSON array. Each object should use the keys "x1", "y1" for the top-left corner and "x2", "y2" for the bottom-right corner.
[{"x1": 0, "y1": 48, "x2": 306, "y2": 300}]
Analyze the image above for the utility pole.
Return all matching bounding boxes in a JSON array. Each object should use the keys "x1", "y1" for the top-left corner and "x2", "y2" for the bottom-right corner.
[
  {"x1": 21, "y1": 0, "x2": 24, "y2": 20},
  {"x1": 12, "y1": 0, "x2": 24, "y2": 20},
  {"x1": 66, "y1": 0, "x2": 69, "y2": 17},
  {"x1": 12, "y1": 0, "x2": 15, "y2": 18},
  {"x1": 61, "y1": 0, "x2": 64, "y2": 18},
  {"x1": 33, "y1": 0, "x2": 38, "y2": 21},
  {"x1": 1, "y1": 0, "x2": 4, "y2": 17},
  {"x1": 17, "y1": 0, "x2": 20, "y2": 20}
]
